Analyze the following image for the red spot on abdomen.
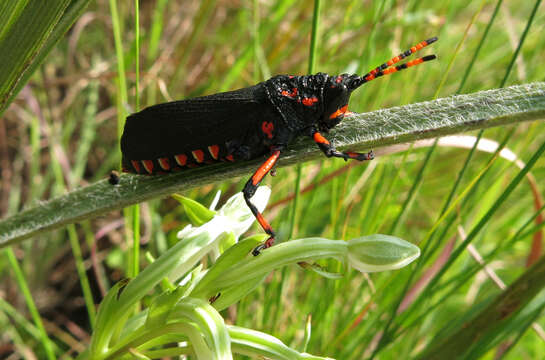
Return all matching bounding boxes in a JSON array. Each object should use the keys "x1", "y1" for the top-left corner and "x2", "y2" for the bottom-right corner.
[
  {"x1": 131, "y1": 160, "x2": 141, "y2": 173},
  {"x1": 262, "y1": 121, "x2": 274, "y2": 139},
  {"x1": 158, "y1": 157, "x2": 170, "y2": 170},
  {"x1": 175, "y1": 154, "x2": 187, "y2": 166},
  {"x1": 142, "y1": 160, "x2": 154, "y2": 174},
  {"x1": 208, "y1": 145, "x2": 219, "y2": 160},
  {"x1": 192, "y1": 150, "x2": 205, "y2": 163}
]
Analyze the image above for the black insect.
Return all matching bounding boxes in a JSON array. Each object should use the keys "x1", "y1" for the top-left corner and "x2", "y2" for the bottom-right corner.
[{"x1": 121, "y1": 37, "x2": 437, "y2": 255}]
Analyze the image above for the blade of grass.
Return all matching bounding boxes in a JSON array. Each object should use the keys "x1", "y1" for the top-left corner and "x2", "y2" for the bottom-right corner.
[
  {"x1": 0, "y1": 0, "x2": 91, "y2": 116},
  {"x1": 4, "y1": 248, "x2": 56, "y2": 360},
  {"x1": 373, "y1": 1, "x2": 541, "y2": 352},
  {"x1": 67, "y1": 224, "x2": 96, "y2": 328},
  {"x1": 0, "y1": 0, "x2": 29, "y2": 42},
  {"x1": 456, "y1": 0, "x2": 505, "y2": 94},
  {"x1": 387, "y1": 140, "x2": 436, "y2": 234},
  {"x1": 372, "y1": 5, "x2": 491, "y2": 350},
  {"x1": 433, "y1": 0, "x2": 488, "y2": 99},
  {"x1": 500, "y1": 0, "x2": 543, "y2": 87},
  {"x1": 0, "y1": 0, "x2": 71, "y2": 113},
  {"x1": 401, "y1": 2, "x2": 544, "y2": 354},
  {"x1": 108, "y1": 0, "x2": 129, "y2": 140},
  {"x1": 132, "y1": 0, "x2": 141, "y2": 280},
  {"x1": 417, "y1": 247, "x2": 545, "y2": 359},
  {"x1": 145, "y1": 0, "x2": 168, "y2": 106}
]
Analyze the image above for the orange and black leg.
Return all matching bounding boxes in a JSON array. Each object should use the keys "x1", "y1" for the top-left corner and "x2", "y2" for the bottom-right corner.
[
  {"x1": 312, "y1": 131, "x2": 374, "y2": 161},
  {"x1": 243, "y1": 148, "x2": 282, "y2": 256}
]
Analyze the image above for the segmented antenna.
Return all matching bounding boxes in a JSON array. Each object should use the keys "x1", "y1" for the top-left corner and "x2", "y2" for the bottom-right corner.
[{"x1": 348, "y1": 37, "x2": 438, "y2": 90}]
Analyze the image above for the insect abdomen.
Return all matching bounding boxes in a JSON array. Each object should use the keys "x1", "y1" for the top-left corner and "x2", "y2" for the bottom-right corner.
[
  {"x1": 120, "y1": 84, "x2": 272, "y2": 174},
  {"x1": 122, "y1": 146, "x2": 235, "y2": 175}
]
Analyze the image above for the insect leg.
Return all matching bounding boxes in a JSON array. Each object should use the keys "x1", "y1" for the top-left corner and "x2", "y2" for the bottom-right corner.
[
  {"x1": 312, "y1": 130, "x2": 374, "y2": 161},
  {"x1": 243, "y1": 149, "x2": 282, "y2": 255}
]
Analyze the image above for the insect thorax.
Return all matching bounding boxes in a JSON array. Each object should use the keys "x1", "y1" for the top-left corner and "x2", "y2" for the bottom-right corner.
[{"x1": 264, "y1": 73, "x2": 333, "y2": 132}]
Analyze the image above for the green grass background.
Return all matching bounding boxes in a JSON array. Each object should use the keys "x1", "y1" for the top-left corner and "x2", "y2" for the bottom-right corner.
[{"x1": 1, "y1": 0, "x2": 545, "y2": 358}]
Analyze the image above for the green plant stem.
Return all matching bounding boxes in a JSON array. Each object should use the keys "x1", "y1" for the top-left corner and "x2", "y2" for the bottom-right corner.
[{"x1": 1, "y1": 83, "x2": 544, "y2": 247}]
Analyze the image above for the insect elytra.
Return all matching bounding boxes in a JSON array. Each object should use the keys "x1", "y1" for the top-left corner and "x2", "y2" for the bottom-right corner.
[{"x1": 121, "y1": 37, "x2": 438, "y2": 255}]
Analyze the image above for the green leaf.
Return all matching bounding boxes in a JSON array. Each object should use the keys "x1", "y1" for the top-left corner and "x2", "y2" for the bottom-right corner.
[
  {"x1": 191, "y1": 234, "x2": 266, "y2": 299},
  {"x1": 145, "y1": 287, "x2": 185, "y2": 328},
  {"x1": 229, "y1": 325, "x2": 334, "y2": 360},
  {"x1": 89, "y1": 278, "x2": 131, "y2": 357},
  {"x1": 172, "y1": 194, "x2": 216, "y2": 226},
  {"x1": 172, "y1": 298, "x2": 232, "y2": 360}
]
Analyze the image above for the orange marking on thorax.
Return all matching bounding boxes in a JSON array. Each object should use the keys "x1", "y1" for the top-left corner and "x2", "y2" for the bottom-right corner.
[
  {"x1": 262, "y1": 121, "x2": 274, "y2": 139},
  {"x1": 281, "y1": 88, "x2": 298, "y2": 98},
  {"x1": 208, "y1": 145, "x2": 220, "y2": 160},
  {"x1": 131, "y1": 160, "x2": 141, "y2": 173},
  {"x1": 142, "y1": 160, "x2": 154, "y2": 174},
  {"x1": 192, "y1": 150, "x2": 205, "y2": 163},
  {"x1": 175, "y1": 154, "x2": 187, "y2": 166},
  {"x1": 313, "y1": 132, "x2": 330, "y2": 145},
  {"x1": 158, "y1": 157, "x2": 170, "y2": 170},
  {"x1": 302, "y1": 97, "x2": 318, "y2": 106},
  {"x1": 251, "y1": 150, "x2": 280, "y2": 186},
  {"x1": 328, "y1": 104, "x2": 348, "y2": 120}
]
